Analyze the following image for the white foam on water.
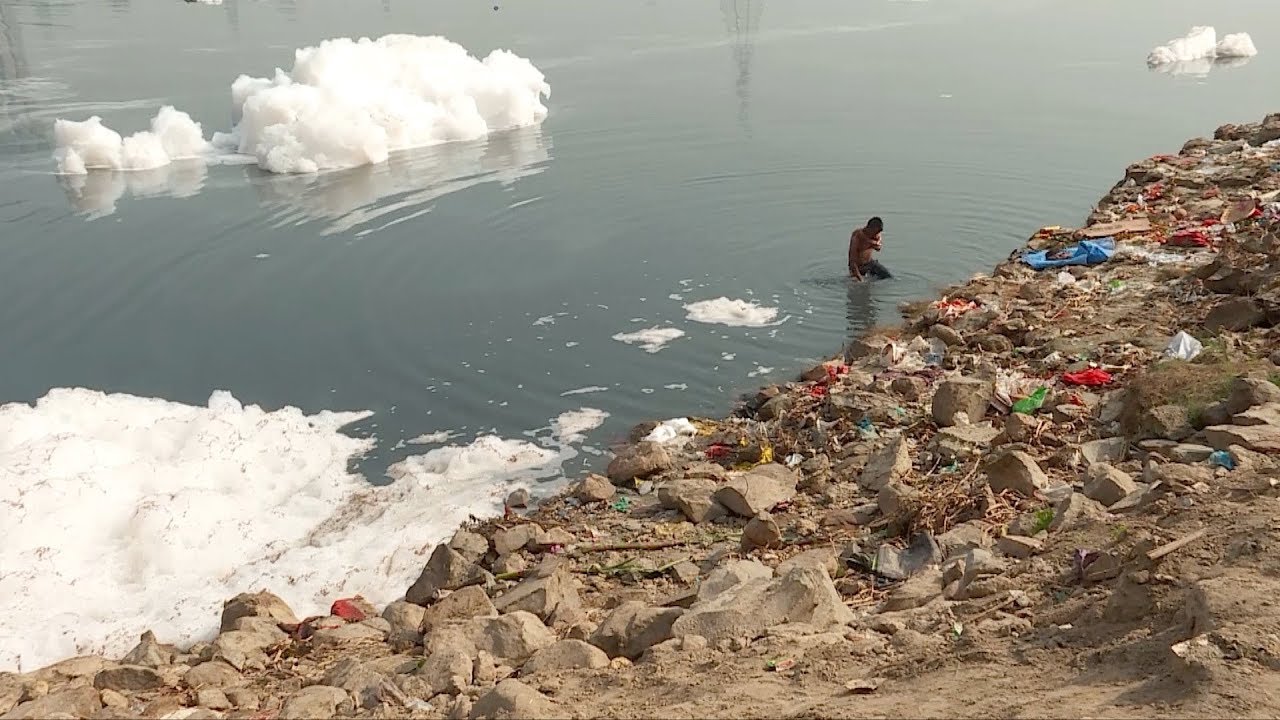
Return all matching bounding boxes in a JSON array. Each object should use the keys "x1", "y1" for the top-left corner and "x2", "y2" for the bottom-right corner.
[
  {"x1": 53, "y1": 34, "x2": 550, "y2": 176},
  {"x1": 0, "y1": 388, "x2": 569, "y2": 672},
  {"x1": 683, "y1": 297, "x2": 780, "y2": 327},
  {"x1": 1216, "y1": 32, "x2": 1258, "y2": 58},
  {"x1": 664, "y1": 383, "x2": 689, "y2": 391},
  {"x1": 552, "y1": 408, "x2": 609, "y2": 443},
  {"x1": 612, "y1": 327, "x2": 685, "y2": 353},
  {"x1": 560, "y1": 386, "x2": 609, "y2": 397},
  {"x1": 748, "y1": 366, "x2": 775, "y2": 378},
  {"x1": 1147, "y1": 26, "x2": 1217, "y2": 66},
  {"x1": 406, "y1": 430, "x2": 456, "y2": 445}
]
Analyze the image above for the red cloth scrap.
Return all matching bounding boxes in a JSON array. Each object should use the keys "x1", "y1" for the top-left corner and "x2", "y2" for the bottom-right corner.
[{"x1": 1062, "y1": 369, "x2": 1113, "y2": 387}]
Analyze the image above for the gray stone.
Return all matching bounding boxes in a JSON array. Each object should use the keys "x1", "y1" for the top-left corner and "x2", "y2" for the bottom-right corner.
[
  {"x1": 230, "y1": 615, "x2": 289, "y2": 644},
  {"x1": 311, "y1": 620, "x2": 388, "y2": 645},
  {"x1": 98, "y1": 689, "x2": 129, "y2": 711},
  {"x1": 505, "y1": 488, "x2": 531, "y2": 508},
  {"x1": 1145, "y1": 463, "x2": 1213, "y2": 487},
  {"x1": 935, "y1": 522, "x2": 990, "y2": 560},
  {"x1": 873, "y1": 534, "x2": 942, "y2": 581},
  {"x1": 196, "y1": 688, "x2": 231, "y2": 711},
  {"x1": 1204, "y1": 424, "x2": 1280, "y2": 453},
  {"x1": 1169, "y1": 443, "x2": 1215, "y2": 464},
  {"x1": 1080, "y1": 437, "x2": 1128, "y2": 466},
  {"x1": 890, "y1": 376, "x2": 929, "y2": 402},
  {"x1": 985, "y1": 451, "x2": 1049, "y2": 497},
  {"x1": 758, "y1": 394, "x2": 794, "y2": 421},
  {"x1": 1141, "y1": 405, "x2": 1193, "y2": 441},
  {"x1": 698, "y1": 559, "x2": 774, "y2": 601},
  {"x1": 931, "y1": 377, "x2": 993, "y2": 427},
  {"x1": 741, "y1": 513, "x2": 783, "y2": 552},
  {"x1": 279, "y1": 685, "x2": 351, "y2": 720},
  {"x1": 1204, "y1": 297, "x2": 1265, "y2": 333},
  {"x1": 776, "y1": 547, "x2": 840, "y2": 578},
  {"x1": 572, "y1": 474, "x2": 616, "y2": 503},
  {"x1": 995, "y1": 535, "x2": 1043, "y2": 559},
  {"x1": 931, "y1": 423, "x2": 1000, "y2": 462},
  {"x1": 421, "y1": 585, "x2": 498, "y2": 632},
  {"x1": 928, "y1": 324, "x2": 965, "y2": 347},
  {"x1": 224, "y1": 688, "x2": 259, "y2": 711},
  {"x1": 877, "y1": 481, "x2": 919, "y2": 518},
  {"x1": 449, "y1": 529, "x2": 491, "y2": 563},
  {"x1": 881, "y1": 568, "x2": 943, "y2": 612},
  {"x1": 858, "y1": 435, "x2": 913, "y2": 492},
  {"x1": 521, "y1": 640, "x2": 609, "y2": 675},
  {"x1": 590, "y1": 602, "x2": 684, "y2": 660},
  {"x1": 606, "y1": 441, "x2": 674, "y2": 485},
  {"x1": 219, "y1": 591, "x2": 298, "y2": 634},
  {"x1": 469, "y1": 612, "x2": 557, "y2": 664},
  {"x1": 323, "y1": 659, "x2": 388, "y2": 709},
  {"x1": 183, "y1": 660, "x2": 241, "y2": 689},
  {"x1": 406, "y1": 544, "x2": 480, "y2": 605},
  {"x1": 954, "y1": 549, "x2": 1007, "y2": 600},
  {"x1": 2, "y1": 687, "x2": 101, "y2": 720},
  {"x1": 492, "y1": 568, "x2": 582, "y2": 627},
  {"x1": 671, "y1": 567, "x2": 854, "y2": 644},
  {"x1": 120, "y1": 631, "x2": 173, "y2": 668},
  {"x1": 657, "y1": 479, "x2": 726, "y2": 524},
  {"x1": 1049, "y1": 492, "x2": 1107, "y2": 532},
  {"x1": 1005, "y1": 413, "x2": 1040, "y2": 443},
  {"x1": 383, "y1": 600, "x2": 426, "y2": 650},
  {"x1": 528, "y1": 527, "x2": 575, "y2": 552},
  {"x1": 713, "y1": 464, "x2": 798, "y2": 517},
  {"x1": 1082, "y1": 463, "x2": 1138, "y2": 507},
  {"x1": 93, "y1": 666, "x2": 165, "y2": 692},
  {"x1": 469, "y1": 680, "x2": 557, "y2": 720},
  {"x1": 416, "y1": 647, "x2": 473, "y2": 697},
  {"x1": 494, "y1": 524, "x2": 543, "y2": 556},
  {"x1": 1232, "y1": 403, "x2": 1280, "y2": 427}
]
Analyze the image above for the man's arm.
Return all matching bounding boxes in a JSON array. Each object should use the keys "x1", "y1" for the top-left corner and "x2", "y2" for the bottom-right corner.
[{"x1": 849, "y1": 231, "x2": 863, "y2": 279}]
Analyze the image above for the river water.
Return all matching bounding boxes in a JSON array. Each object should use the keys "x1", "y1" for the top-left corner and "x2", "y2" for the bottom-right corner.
[{"x1": 0, "y1": 0, "x2": 1277, "y2": 669}]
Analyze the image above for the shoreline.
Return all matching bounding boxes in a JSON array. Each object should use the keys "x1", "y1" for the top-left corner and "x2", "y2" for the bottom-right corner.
[{"x1": 5, "y1": 112, "x2": 1280, "y2": 719}]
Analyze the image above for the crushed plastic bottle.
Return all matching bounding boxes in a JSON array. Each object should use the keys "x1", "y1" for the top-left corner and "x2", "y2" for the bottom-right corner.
[
  {"x1": 1012, "y1": 387, "x2": 1049, "y2": 415},
  {"x1": 1209, "y1": 450, "x2": 1235, "y2": 470}
]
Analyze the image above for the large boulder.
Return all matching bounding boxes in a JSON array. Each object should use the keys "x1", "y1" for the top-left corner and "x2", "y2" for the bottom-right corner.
[
  {"x1": 492, "y1": 568, "x2": 582, "y2": 627},
  {"x1": 406, "y1": 544, "x2": 480, "y2": 606},
  {"x1": 670, "y1": 566, "x2": 854, "y2": 644},
  {"x1": 383, "y1": 600, "x2": 426, "y2": 650},
  {"x1": 713, "y1": 464, "x2": 798, "y2": 518},
  {"x1": 323, "y1": 659, "x2": 389, "y2": 710},
  {"x1": 858, "y1": 435, "x2": 912, "y2": 492},
  {"x1": 93, "y1": 665, "x2": 165, "y2": 692},
  {"x1": 1140, "y1": 405, "x2": 1193, "y2": 441},
  {"x1": 657, "y1": 479, "x2": 726, "y2": 524},
  {"x1": 421, "y1": 585, "x2": 498, "y2": 632},
  {"x1": 984, "y1": 451, "x2": 1049, "y2": 497},
  {"x1": 415, "y1": 647, "x2": 473, "y2": 697},
  {"x1": 2, "y1": 687, "x2": 102, "y2": 720},
  {"x1": 1204, "y1": 425, "x2": 1280, "y2": 453},
  {"x1": 606, "y1": 441, "x2": 673, "y2": 485},
  {"x1": 1223, "y1": 377, "x2": 1280, "y2": 414},
  {"x1": 470, "y1": 680, "x2": 557, "y2": 720},
  {"x1": 469, "y1": 612, "x2": 557, "y2": 664},
  {"x1": 219, "y1": 591, "x2": 298, "y2": 633},
  {"x1": 493, "y1": 524, "x2": 542, "y2": 556},
  {"x1": 931, "y1": 377, "x2": 993, "y2": 427},
  {"x1": 449, "y1": 529, "x2": 491, "y2": 564},
  {"x1": 573, "y1": 474, "x2": 616, "y2": 503},
  {"x1": 590, "y1": 602, "x2": 684, "y2": 660},
  {"x1": 521, "y1": 639, "x2": 609, "y2": 675},
  {"x1": 184, "y1": 660, "x2": 242, "y2": 689}
]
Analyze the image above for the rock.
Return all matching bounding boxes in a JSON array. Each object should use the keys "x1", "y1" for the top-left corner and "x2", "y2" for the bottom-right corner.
[
  {"x1": 493, "y1": 553, "x2": 529, "y2": 576},
  {"x1": 121, "y1": 631, "x2": 173, "y2": 667},
  {"x1": 881, "y1": 568, "x2": 943, "y2": 612},
  {"x1": 521, "y1": 640, "x2": 609, "y2": 675},
  {"x1": 93, "y1": 666, "x2": 164, "y2": 693},
  {"x1": 493, "y1": 568, "x2": 582, "y2": 627},
  {"x1": 668, "y1": 560, "x2": 701, "y2": 584},
  {"x1": 740, "y1": 513, "x2": 783, "y2": 552},
  {"x1": 406, "y1": 544, "x2": 480, "y2": 606},
  {"x1": 1204, "y1": 297, "x2": 1265, "y2": 333},
  {"x1": 324, "y1": 658, "x2": 390, "y2": 708},
  {"x1": 873, "y1": 534, "x2": 942, "y2": 581},
  {"x1": 1080, "y1": 437, "x2": 1128, "y2": 465},
  {"x1": 210, "y1": 629, "x2": 274, "y2": 669},
  {"x1": 984, "y1": 451, "x2": 1049, "y2": 497},
  {"x1": 1141, "y1": 405, "x2": 1193, "y2": 441},
  {"x1": 470, "y1": 612, "x2": 557, "y2": 664},
  {"x1": 975, "y1": 334, "x2": 1013, "y2": 353},
  {"x1": 995, "y1": 535, "x2": 1043, "y2": 559},
  {"x1": 1004, "y1": 413, "x2": 1040, "y2": 443},
  {"x1": 777, "y1": 547, "x2": 840, "y2": 578},
  {"x1": 858, "y1": 435, "x2": 912, "y2": 492},
  {"x1": 279, "y1": 686, "x2": 351, "y2": 720},
  {"x1": 713, "y1": 464, "x2": 798, "y2": 517},
  {"x1": 572, "y1": 474, "x2": 615, "y2": 503},
  {"x1": 657, "y1": 479, "x2": 726, "y2": 524},
  {"x1": 671, "y1": 567, "x2": 854, "y2": 644},
  {"x1": 383, "y1": 600, "x2": 426, "y2": 650},
  {"x1": 416, "y1": 648, "x2": 473, "y2": 697},
  {"x1": 529, "y1": 527, "x2": 575, "y2": 552},
  {"x1": 224, "y1": 688, "x2": 258, "y2": 711},
  {"x1": 219, "y1": 591, "x2": 298, "y2": 633},
  {"x1": 1232, "y1": 403, "x2": 1280, "y2": 427},
  {"x1": 928, "y1": 324, "x2": 965, "y2": 347},
  {"x1": 470, "y1": 680, "x2": 556, "y2": 720},
  {"x1": 494, "y1": 524, "x2": 543, "y2": 556},
  {"x1": 758, "y1": 394, "x2": 794, "y2": 421},
  {"x1": 931, "y1": 377, "x2": 993, "y2": 427},
  {"x1": 98, "y1": 689, "x2": 128, "y2": 711},
  {"x1": 421, "y1": 585, "x2": 498, "y2": 631},
  {"x1": 590, "y1": 602, "x2": 684, "y2": 660},
  {"x1": 505, "y1": 488, "x2": 531, "y2": 508},
  {"x1": 935, "y1": 522, "x2": 990, "y2": 560},
  {"x1": 183, "y1": 661, "x2": 241, "y2": 689},
  {"x1": 954, "y1": 549, "x2": 1006, "y2": 600},
  {"x1": 1050, "y1": 492, "x2": 1107, "y2": 532},
  {"x1": 3, "y1": 687, "x2": 102, "y2": 720},
  {"x1": 1146, "y1": 463, "x2": 1213, "y2": 488},
  {"x1": 890, "y1": 376, "x2": 928, "y2": 402},
  {"x1": 312, "y1": 619, "x2": 388, "y2": 645},
  {"x1": 931, "y1": 423, "x2": 1000, "y2": 462},
  {"x1": 449, "y1": 529, "x2": 491, "y2": 563},
  {"x1": 1169, "y1": 443, "x2": 1215, "y2": 464},
  {"x1": 1204, "y1": 424, "x2": 1280, "y2": 453},
  {"x1": 196, "y1": 688, "x2": 231, "y2": 711},
  {"x1": 877, "y1": 481, "x2": 919, "y2": 518},
  {"x1": 606, "y1": 441, "x2": 673, "y2": 485},
  {"x1": 231, "y1": 615, "x2": 288, "y2": 644},
  {"x1": 698, "y1": 560, "x2": 774, "y2": 601},
  {"x1": 1082, "y1": 463, "x2": 1138, "y2": 507}
]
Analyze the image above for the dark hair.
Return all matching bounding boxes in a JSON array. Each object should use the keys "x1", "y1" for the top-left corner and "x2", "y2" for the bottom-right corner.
[{"x1": 866, "y1": 217, "x2": 883, "y2": 232}]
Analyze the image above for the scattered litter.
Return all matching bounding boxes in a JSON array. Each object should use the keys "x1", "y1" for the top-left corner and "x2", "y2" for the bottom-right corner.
[
  {"x1": 766, "y1": 658, "x2": 796, "y2": 672},
  {"x1": 1163, "y1": 331, "x2": 1203, "y2": 361},
  {"x1": 1208, "y1": 450, "x2": 1235, "y2": 470},
  {"x1": 1012, "y1": 387, "x2": 1049, "y2": 415},
  {"x1": 643, "y1": 418, "x2": 698, "y2": 444},
  {"x1": 330, "y1": 598, "x2": 368, "y2": 622},
  {"x1": 1062, "y1": 368, "x2": 1113, "y2": 387},
  {"x1": 931, "y1": 297, "x2": 977, "y2": 319},
  {"x1": 1023, "y1": 238, "x2": 1116, "y2": 270},
  {"x1": 785, "y1": 453, "x2": 804, "y2": 468},
  {"x1": 611, "y1": 497, "x2": 631, "y2": 512}
]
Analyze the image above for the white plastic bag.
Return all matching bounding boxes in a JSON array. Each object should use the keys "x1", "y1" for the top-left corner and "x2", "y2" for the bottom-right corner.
[{"x1": 1163, "y1": 331, "x2": 1203, "y2": 361}]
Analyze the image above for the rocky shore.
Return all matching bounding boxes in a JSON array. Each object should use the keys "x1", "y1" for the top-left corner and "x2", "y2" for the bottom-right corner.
[{"x1": 6, "y1": 112, "x2": 1280, "y2": 720}]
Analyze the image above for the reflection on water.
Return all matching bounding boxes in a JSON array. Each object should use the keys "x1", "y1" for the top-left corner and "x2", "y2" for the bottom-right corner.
[
  {"x1": 845, "y1": 277, "x2": 879, "y2": 340},
  {"x1": 247, "y1": 125, "x2": 553, "y2": 237},
  {"x1": 56, "y1": 160, "x2": 208, "y2": 218},
  {"x1": 1150, "y1": 56, "x2": 1253, "y2": 78},
  {"x1": 720, "y1": 0, "x2": 762, "y2": 129}
]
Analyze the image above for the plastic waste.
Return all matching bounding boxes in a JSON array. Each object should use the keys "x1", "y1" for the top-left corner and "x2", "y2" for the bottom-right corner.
[
  {"x1": 1209, "y1": 450, "x2": 1235, "y2": 470},
  {"x1": 1012, "y1": 387, "x2": 1049, "y2": 414},
  {"x1": 1163, "y1": 331, "x2": 1203, "y2": 362},
  {"x1": 1062, "y1": 368, "x2": 1113, "y2": 386},
  {"x1": 924, "y1": 337, "x2": 947, "y2": 366},
  {"x1": 643, "y1": 418, "x2": 698, "y2": 444},
  {"x1": 785, "y1": 453, "x2": 804, "y2": 468},
  {"x1": 611, "y1": 496, "x2": 631, "y2": 512},
  {"x1": 857, "y1": 418, "x2": 878, "y2": 440}
]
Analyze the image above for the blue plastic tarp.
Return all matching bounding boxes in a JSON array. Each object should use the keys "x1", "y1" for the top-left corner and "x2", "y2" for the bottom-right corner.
[{"x1": 1022, "y1": 237, "x2": 1116, "y2": 270}]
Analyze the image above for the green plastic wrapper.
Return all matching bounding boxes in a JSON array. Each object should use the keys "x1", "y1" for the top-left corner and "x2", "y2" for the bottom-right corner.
[{"x1": 1012, "y1": 387, "x2": 1048, "y2": 415}]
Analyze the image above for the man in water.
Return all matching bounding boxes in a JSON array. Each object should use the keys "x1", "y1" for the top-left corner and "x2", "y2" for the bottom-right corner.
[{"x1": 848, "y1": 216, "x2": 892, "y2": 281}]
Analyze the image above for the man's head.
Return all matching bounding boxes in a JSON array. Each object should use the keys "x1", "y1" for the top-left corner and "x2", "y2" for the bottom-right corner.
[{"x1": 866, "y1": 216, "x2": 883, "y2": 237}]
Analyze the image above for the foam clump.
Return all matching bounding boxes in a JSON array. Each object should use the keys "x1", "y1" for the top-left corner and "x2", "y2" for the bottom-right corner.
[
  {"x1": 53, "y1": 106, "x2": 210, "y2": 175},
  {"x1": 1147, "y1": 26, "x2": 1258, "y2": 67},
  {"x1": 552, "y1": 408, "x2": 609, "y2": 443},
  {"x1": 613, "y1": 327, "x2": 685, "y2": 353},
  {"x1": 52, "y1": 34, "x2": 550, "y2": 175},
  {"x1": 0, "y1": 388, "x2": 562, "y2": 671},
  {"x1": 683, "y1": 297, "x2": 779, "y2": 327}
]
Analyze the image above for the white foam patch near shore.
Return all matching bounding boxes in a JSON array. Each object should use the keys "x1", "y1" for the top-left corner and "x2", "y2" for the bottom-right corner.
[
  {"x1": 1147, "y1": 26, "x2": 1258, "y2": 67},
  {"x1": 0, "y1": 388, "x2": 565, "y2": 671},
  {"x1": 552, "y1": 408, "x2": 609, "y2": 443},
  {"x1": 683, "y1": 297, "x2": 779, "y2": 327},
  {"x1": 612, "y1": 327, "x2": 685, "y2": 353},
  {"x1": 53, "y1": 34, "x2": 550, "y2": 175}
]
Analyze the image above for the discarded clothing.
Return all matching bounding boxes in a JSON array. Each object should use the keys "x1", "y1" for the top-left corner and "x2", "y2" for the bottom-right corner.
[
  {"x1": 1166, "y1": 229, "x2": 1212, "y2": 247},
  {"x1": 1062, "y1": 368, "x2": 1113, "y2": 386},
  {"x1": 1023, "y1": 238, "x2": 1116, "y2": 270}
]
